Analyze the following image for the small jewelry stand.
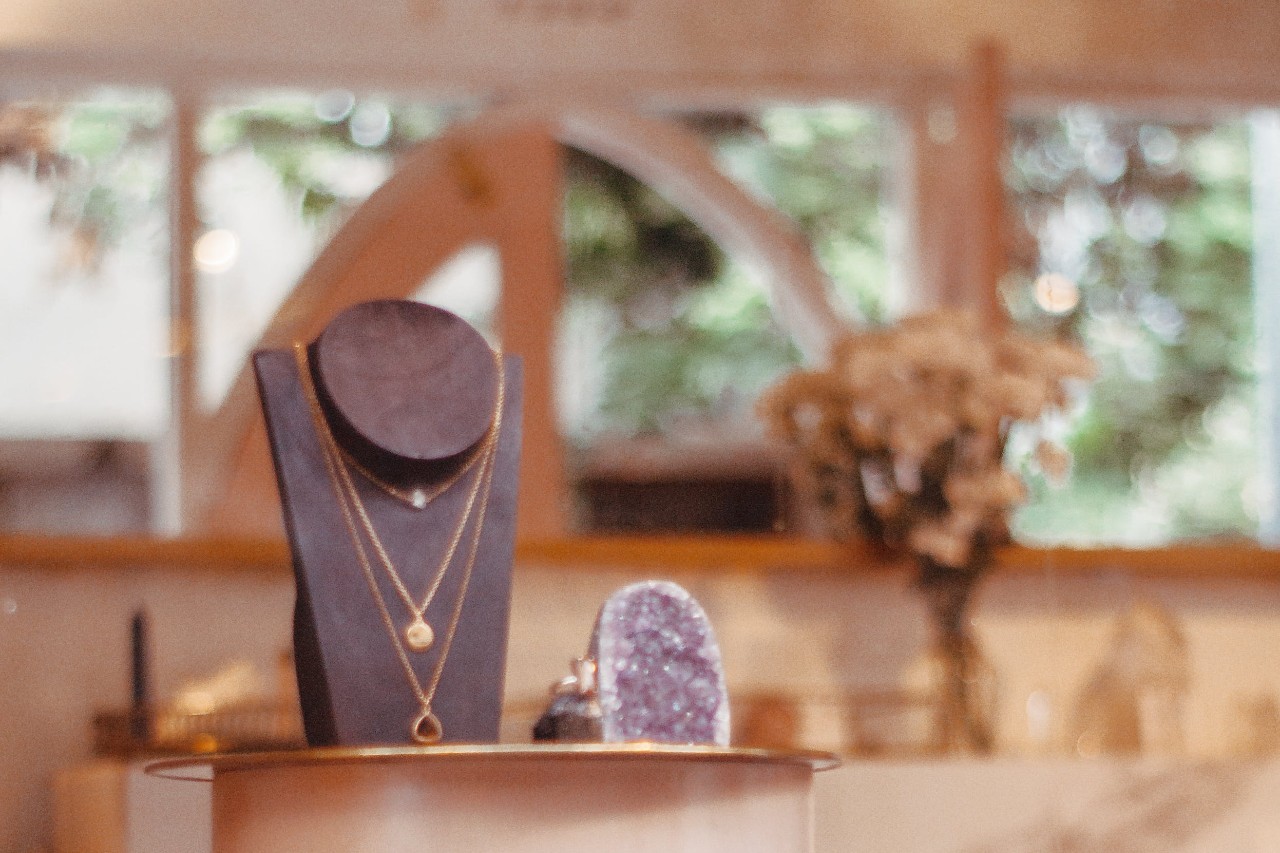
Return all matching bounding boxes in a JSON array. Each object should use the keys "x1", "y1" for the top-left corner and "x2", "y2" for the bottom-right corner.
[
  {"x1": 160, "y1": 301, "x2": 840, "y2": 852},
  {"x1": 149, "y1": 745, "x2": 839, "y2": 853},
  {"x1": 254, "y1": 301, "x2": 521, "y2": 746}
]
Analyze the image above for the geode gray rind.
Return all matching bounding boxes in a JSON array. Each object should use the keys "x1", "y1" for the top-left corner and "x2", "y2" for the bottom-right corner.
[
  {"x1": 531, "y1": 692, "x2": 604, "y2": 742},
  {"x1": 590, "y1": 580, "x2": 730, "y2": 746}
]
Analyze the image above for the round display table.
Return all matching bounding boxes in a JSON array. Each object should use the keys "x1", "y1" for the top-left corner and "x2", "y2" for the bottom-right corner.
[{"x1": 149, "y1": 743, "x2": 838, "y2": 853}]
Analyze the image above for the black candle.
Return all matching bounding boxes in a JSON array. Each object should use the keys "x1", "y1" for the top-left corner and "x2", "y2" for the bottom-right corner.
[{"x1": 130, "y1": 609, "x2": 150, "y2": 741}]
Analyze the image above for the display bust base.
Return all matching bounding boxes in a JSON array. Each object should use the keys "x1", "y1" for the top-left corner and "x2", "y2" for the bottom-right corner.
[{"x1": 149, "y1": 744, "x2": 838, "y2": 853}]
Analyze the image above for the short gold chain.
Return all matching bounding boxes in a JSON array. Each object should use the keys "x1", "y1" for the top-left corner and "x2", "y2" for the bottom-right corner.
[
  {"x1": 336, "y1": 427, "x2": 488, "y2": 509},
  {"x1": 315, "y1": 343, "x2": 498, "y2": 509}
]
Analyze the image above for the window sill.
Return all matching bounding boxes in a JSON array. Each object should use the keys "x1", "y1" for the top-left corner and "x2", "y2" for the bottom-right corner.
[{"x1": 0, "y1": 533, "x2": 1277, "y2": 579}]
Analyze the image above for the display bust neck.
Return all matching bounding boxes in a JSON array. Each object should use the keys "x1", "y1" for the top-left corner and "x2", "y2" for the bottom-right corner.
[{"x1": 306, "y1": 300, "x2": 500, "y2": 492}]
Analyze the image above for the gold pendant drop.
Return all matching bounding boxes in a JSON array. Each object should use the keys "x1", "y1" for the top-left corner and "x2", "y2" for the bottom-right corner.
[
  {"x1": 412, "y1": 708, "x2": 443, "y2": 744},
  {"x1": 405, "y1": 617, "x2": 435, "y2": 652}
]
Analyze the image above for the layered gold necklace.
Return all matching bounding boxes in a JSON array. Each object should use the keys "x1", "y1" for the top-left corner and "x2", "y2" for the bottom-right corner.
[{"x1": 294, "y1": 342, "x2": 505, "y2": 743}]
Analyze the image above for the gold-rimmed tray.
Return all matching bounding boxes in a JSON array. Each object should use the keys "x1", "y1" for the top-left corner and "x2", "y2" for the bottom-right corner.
[{"x1": 146, "y1": 742, "x2": 840, "y2": 782}]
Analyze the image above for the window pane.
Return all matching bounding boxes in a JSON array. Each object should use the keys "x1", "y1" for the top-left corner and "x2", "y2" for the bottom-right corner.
[
  {"x1": 0, "y1": 89, "x2": 170, "y2": 534},
  {"x1": 559, "y1": 105, "x2": 894, "y2": 443},
  {"x1": 411, "y1": 243, "x2": 500, "y2": 341},
  {"x1": 0, "y1": 90, "x2": 171, "y2": 439},
  {"x1": 711, "y1": 105, "x2": 897, "y2": 323},
  {"x1": 196, "y1": 90, "x2": 457, "y2": 408},
  {"x1": 1005, "y1": 107, "x2": 1258, "y2": 545},
  {"x1": 558, "y1": 104, "x2": 895, "y2": 531},
  {"x1": 558, "y1": 147, "x2": 798, "y2": 445}
]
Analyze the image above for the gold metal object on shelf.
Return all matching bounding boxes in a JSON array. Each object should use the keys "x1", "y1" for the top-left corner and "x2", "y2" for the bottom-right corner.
[{"x1": 94, "y1": 701, "x2": 305, "y2": 758}]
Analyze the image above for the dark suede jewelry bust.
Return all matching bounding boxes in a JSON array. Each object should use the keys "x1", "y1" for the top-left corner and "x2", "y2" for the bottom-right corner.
[{"x1": 255, "y1": 300, "x2": 522, "y2": 746}]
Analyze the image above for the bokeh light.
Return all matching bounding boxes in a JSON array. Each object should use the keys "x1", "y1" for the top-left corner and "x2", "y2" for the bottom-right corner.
[
  {"x1": 1033, "y1": 272, "x2": 1080, "y2": 314},
  {"x1": 350, "y1": 102, "x2": 392, "y2": 148},
  {"x1": 194, "y1": 228, "x2": 239, "y2": 273}
]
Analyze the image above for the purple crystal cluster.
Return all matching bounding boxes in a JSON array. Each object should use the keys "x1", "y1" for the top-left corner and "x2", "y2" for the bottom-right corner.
[{"x1": 591, "y1": 581, "x2": 730, "y2": 746}]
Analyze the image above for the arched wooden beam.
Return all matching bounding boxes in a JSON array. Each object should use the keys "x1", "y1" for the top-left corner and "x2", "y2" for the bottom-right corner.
[{"x1": 197, "y1": 104, "x2": 843, "y2": 538}]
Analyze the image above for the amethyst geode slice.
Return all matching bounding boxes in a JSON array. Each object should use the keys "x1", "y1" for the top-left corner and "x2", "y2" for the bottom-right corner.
[{"x1": 590, "y1": 580, "x2": 730, "y2": 746}]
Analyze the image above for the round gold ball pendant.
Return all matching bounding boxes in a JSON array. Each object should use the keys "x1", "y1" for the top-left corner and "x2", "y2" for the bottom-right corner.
[{"x1": 405, "y1": 617, "x2": 435, "y2": 652}]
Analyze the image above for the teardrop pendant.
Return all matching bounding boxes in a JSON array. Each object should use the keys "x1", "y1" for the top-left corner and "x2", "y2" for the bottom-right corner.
[
  {"x1": 405, "y1": 617, "x2": 435, "y2": 652},
  {"x1": 412, "y1": 708, "x2": 443, "y2": 744}
]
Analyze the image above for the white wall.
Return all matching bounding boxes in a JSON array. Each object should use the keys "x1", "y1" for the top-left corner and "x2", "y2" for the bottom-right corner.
[{"x1": 8, "y1": 561, "x2": 1280, "y2": 852}]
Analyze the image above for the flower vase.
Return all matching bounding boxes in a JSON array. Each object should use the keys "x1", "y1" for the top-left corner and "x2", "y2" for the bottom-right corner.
[{"x1": 919, "y1": 558, "x2": 995, "y2": 755}]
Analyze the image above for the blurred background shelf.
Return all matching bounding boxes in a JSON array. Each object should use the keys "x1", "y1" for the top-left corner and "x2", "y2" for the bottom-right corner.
[{"x1": 3, "y1": 533, "x2": 1279, "y2": 578}]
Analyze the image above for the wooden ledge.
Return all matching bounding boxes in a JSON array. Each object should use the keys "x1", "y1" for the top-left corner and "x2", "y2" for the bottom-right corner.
[
  {"x1": 1, "y1": 533, "x2": 1278, "y2": 579},
  {"x1": 0, "y1": 533, "x2": 290, "y2": 572}
]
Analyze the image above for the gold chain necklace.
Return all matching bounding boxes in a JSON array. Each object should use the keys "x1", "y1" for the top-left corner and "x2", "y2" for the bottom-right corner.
[
  {"x1": 336, "y1": 428, "x2": 489, "y2": 510},
  {"x1": 311, "y1": 341, "x2": 499, "y2": 510},
  {"x1": 295, "y1": 343, "x2": 502, "y2": 653},
  {"x1": 296, "y1": 342, "x2": 505, "y2": 744}
]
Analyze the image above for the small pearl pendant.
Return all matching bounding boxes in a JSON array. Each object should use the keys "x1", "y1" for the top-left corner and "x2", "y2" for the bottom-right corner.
[{"x1": 405, "y1": 617, "x2": 435, "y2": 651}]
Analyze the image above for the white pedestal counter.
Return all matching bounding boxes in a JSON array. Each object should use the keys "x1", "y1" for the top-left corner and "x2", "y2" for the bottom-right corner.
[
  {"x1": 66, "y1": 754, "x2": 1280, "y2": 852},
  {"x1": 149, "y1": 744, "x2": 837, "y2": 853}
]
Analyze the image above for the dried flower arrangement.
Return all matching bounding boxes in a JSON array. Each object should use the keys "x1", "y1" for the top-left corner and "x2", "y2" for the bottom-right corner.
[
  {"x1": 760, "y1": 308, "x2": 1094, "y2": 571},
  {"x1": 759, "y1": 308, "x2": 1095, "y2": 751}
]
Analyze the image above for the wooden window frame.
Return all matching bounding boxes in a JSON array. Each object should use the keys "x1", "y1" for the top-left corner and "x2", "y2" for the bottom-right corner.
[{"x1": 1, "y1": 47, "x2": 1277, "y2": 577}]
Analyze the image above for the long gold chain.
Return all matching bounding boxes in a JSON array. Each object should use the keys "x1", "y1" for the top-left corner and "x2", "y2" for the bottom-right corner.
[
  {"x1": 295, "y1": 342, "x2": 505, "y2": 743},
  {"x1": 295, "y1": 344, "x2": 502, "y2": 654}
]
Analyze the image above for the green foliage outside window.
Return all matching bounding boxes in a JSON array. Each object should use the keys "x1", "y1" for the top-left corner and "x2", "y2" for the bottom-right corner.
[
  {"x1": 560, "y1": 105, "x2": 893, "y2": 444},
  {"x1": 1006, "y1": 110, "x2": 1257, "y2": 544},
  {"x1": 198, "y1": 92, "x2": 454, "y2": 224}
]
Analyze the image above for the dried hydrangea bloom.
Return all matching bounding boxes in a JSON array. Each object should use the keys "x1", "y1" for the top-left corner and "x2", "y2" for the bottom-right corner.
[{"x1": 758, "y1": 308, "x2": 1094, "y2": 569}]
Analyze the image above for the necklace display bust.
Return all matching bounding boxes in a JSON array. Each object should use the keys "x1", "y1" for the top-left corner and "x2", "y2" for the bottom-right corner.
[{"x1": 254, "y1": 300, "x2": 522, "y2": 746}]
